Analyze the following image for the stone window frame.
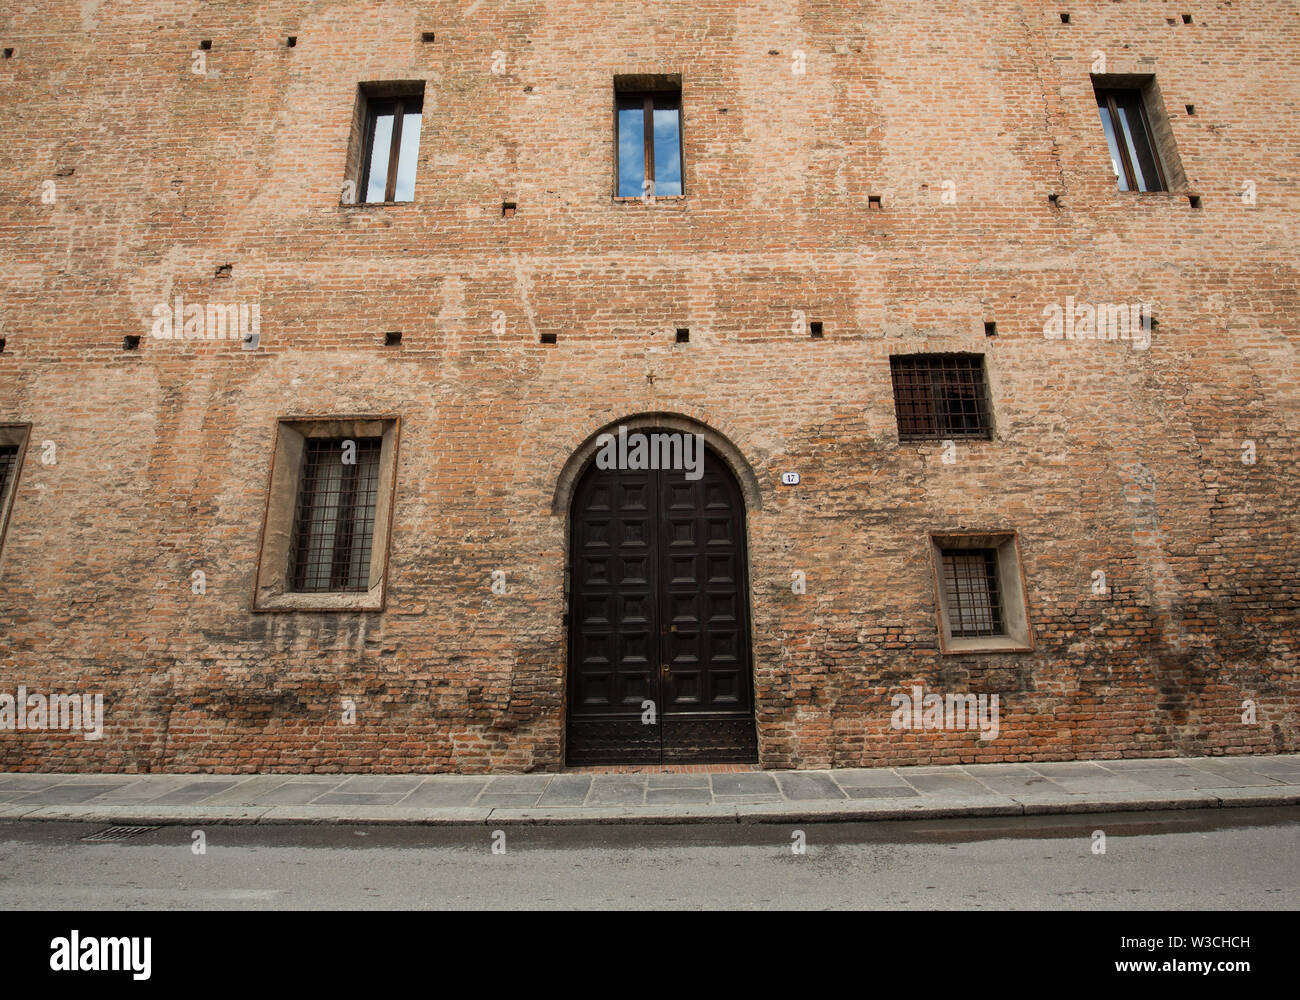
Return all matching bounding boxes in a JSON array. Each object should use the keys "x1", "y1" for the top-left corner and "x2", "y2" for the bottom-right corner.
[
  {"x1": 1090, "y1": 73, "x2": 1188, "y2": 193},
  {"x1": 253, "y1": 416, "x2": 400, "y2": 612},
  {"x1": 928, "y1": 531, "x2": 1034, "y2": 655},
  {"x1": 0, "y1": 423, "x2": 32, "y2": 573}
]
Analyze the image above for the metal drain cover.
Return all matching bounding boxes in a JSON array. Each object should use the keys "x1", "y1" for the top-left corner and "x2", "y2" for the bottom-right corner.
[{"x1": 81, "y1": 825, "x2": 157, "y2": 843}]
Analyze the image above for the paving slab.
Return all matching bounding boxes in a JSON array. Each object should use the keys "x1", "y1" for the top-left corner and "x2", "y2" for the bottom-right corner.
[
  {"x1": 832, "y1": 769, "x2": 914, "y2": 788},
  {"x1": 586, "y1": 779, "x2": 647, "y2": 806},
  {"x1": 403, "y1": 779, "x2": 490, "y2": 807},
  {"x1": 311, "y1": 792, "x2": 408, "y2": 806},
  {"x1": 711, "y1": 773, "x2": 779, "y2": 796},
  {"x1": 646, "y1": 773, "x2": 711, "y2": 788},
  {"x1": 905, "y1": 775, "x2": 1000, "y2": 796},
  {"x1": 536, "y1": 775, "x2": 592, "y2": 806},
  {"x1": 250, "y1": 782, "x2": 339, "y2": 806},
  {"x1": 774, "y1": 772, "x2": 846, "y2": 800}
]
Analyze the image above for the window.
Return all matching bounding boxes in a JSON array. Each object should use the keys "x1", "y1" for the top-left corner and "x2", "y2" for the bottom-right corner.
[
  {"x1": 287, "y1": 438, "x2": 382, "y2": 593},
  {"x1": 889, "y1": 354, "x2": 992, "y2": 441},
  {"x1": 930, "y1": 533, "x2": 1033, "y2": 653},
  {"x1": 0, "y1": 425, "x2": 30, "y2": 568},
  {"x1": 941, "y1": 549, "x2": 1003, "y2": 637},
  {"x1": 254, "y1": 418, "x2": 399, "y2": 611},
  {"x1": 348, "y1": 83, "x2": 424, "y2": 204},
  {"x1": 1094, "y1": 85, "x2": 1167, "y2": 192},
  {"x1": 615, "y1": 79, "x2": 683, "y2": 198}
]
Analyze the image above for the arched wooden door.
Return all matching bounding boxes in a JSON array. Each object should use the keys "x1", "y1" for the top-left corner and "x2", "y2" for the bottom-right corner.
[{"x1": 565, "y1": 438, "x2": 758, "y2": 765}]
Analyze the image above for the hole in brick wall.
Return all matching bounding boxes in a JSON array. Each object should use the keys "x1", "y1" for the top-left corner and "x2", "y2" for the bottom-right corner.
[
  {"x1": 199, "y1": 39, "x2": 212, "y2": 50},
  {"x1": 122, "y1": 335, "x2": 141, "y2": 351},
  {"x1": 1182, "y1": 13, "x2": 1193, "y2": 24},
  {"x1": 1188, "y1": 194, "x2": 1202, "y2": 209},
  {"x1": 540, "y1": 332, "x2": 557, "y2": 345},
  {"x1": 286, "y1": 36, "x2": 297, "y2": 47},
  {"x1": 215, "y1": 263, "x2": 232, "y2": 278},
  {"x1": 809, "y1": 321, "x2": 824, "y2": 339},
  {"x1": 384, "y1": 331, "x2": 402, "y2": 346},
  {"x1": 501, "y1": 202, "x2": 516, "y2": 218},
  {"x1": 675, "y1": 328, "x2": 689, "y2": 343},
  {"x1": 1059, "y1": 12, "x2": 1070, "y2": 24},
  {"x1": 2, "y1": 48, "x2": 13, "y2": 59},
  {"x1": 421, "y1": 31, "x2": 436, "y2": 43},
  {"x1": 867, "y1": 195, "x2": 883, "y2": 209},
  {"x1": 984, "y1": 321, "x2": 998, "y2": 337},
  {"x1": 0, "y1": 338, "x2": 6, "y2": 353},
  {"x1": 1186, "y1": 104, "x2": 1196, "y2": 115},
  {"x1": 1048, "y1": 192, "x2": 1060, "y2": 205}
]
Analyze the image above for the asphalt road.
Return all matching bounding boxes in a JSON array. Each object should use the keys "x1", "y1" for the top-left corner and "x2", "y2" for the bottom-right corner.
[{"x1": 1, "y1": 807, "x2": 1297, "y2": 910}]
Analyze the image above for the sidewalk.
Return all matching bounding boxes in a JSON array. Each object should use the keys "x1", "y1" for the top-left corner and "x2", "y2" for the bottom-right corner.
[{"x1": 1, "y1": 754, "x2": 1298, "y2": 826}]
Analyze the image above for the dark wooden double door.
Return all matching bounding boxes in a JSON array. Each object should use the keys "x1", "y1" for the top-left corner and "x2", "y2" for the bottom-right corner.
[{"x1": 566, "y1": 441, "x2": 758, "y2": 764}]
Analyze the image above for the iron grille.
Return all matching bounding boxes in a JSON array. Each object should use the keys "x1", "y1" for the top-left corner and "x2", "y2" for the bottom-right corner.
[
  {"x1": 890, "y1": 354, "x2": 991, "y2": 440},
  {"x1": 287, "y1": 437, "x2": 382, "y2": 593},
  {"x1": 0, "y1": 445, "x2": 17, "y2": 503},
  {"x1": 942, "y1": 548, "x2": 1004, "y2": 637}
]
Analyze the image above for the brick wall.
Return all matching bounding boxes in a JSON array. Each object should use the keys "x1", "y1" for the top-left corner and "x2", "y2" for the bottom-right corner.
[{"x1": 0, "y1": 0, "x2": 1296, "y2": 772}]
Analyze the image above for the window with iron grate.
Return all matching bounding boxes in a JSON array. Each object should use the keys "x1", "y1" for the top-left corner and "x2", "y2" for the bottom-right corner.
[
  {"x1": 286, "y1": 438, "x2": 382, "y2": 593},
  {"x1": 941, "y1": 548, "x2": 1004, "y2": 637},
  {"x1": 889, "y1": 354, "x2": 992, "y2": 441}
]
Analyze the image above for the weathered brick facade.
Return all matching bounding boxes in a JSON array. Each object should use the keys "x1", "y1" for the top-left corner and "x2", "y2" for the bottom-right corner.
[{"x1": 0, "y1": 1, "x2": 1296, "y2": 773}]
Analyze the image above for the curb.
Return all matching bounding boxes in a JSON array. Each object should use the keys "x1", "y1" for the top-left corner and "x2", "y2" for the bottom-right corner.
[{"x1": 1, "y1": 789, "x2": 1296, "y2": 827}]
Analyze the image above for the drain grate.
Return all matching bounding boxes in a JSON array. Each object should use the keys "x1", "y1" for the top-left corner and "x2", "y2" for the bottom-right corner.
[{"x1": 81, "y1": 825, "x2": 157, "y2": 843}]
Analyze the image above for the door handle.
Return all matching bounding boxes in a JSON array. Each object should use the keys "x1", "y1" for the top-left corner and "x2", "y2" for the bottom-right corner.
[{"x1": 660, "y1": 663, "x2": 671, "y2": 682}]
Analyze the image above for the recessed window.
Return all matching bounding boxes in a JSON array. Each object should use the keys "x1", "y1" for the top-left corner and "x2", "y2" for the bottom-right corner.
[
  {"x1": 1094, "y1": 83, "x2": 1168, "y2": 192},
  {"x1": 350, "y1": 83, "x2": 425, "y2": 204},
  {"x1": 615, "y1": 78, "x2": 683, "y2": 198},
  {"x1": 254, "y1": 417, "x2": 399, "y2": 611},
  {"x1": 0, "y1": 426, "x2": 30, "y2": 566},
  {"x1": 930, "y1": 532, "x2": 1033, "y2": 653},
  {"x1": 889, "y1": 354, "x2": 993, "y2": 441}
]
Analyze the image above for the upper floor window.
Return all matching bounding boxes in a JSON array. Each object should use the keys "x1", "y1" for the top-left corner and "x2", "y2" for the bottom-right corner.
[
  {"x1": 1094, "y1": 85, "x2": 1167, "y2": 192},
  {"x1": 346, "y1": 82, "x2": 425, "y2": 205},
  {"x1": 889, "y1": 354, "x2": 993, "y2": 441},
  {"x1": 615, "y1": 78, "x2": 683, "y2": 198}
]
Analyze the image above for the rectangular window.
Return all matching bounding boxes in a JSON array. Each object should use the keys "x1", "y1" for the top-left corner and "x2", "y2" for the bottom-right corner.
[
  {"x1": 889, "y1": 354, "x2": 992, "y2": 441},
  {"x1": 941, "y1": 549, "x2": 1003, "y2": 637},
  {"x1": 349, "y1": 84, "x2": 425, "y2": 204},
  {"x1": 287, "y1": 437, "x2": 383, "y2": 593},
  {"x1": 1095, "y1": 86, "x2": 1167, "y2": 192},
  {"x1": 930, "y1": 533, "x2": 1033, "y2": 654},
  {"x1": 616, "y1": 88, "x2": 683, "y2": 198}
]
